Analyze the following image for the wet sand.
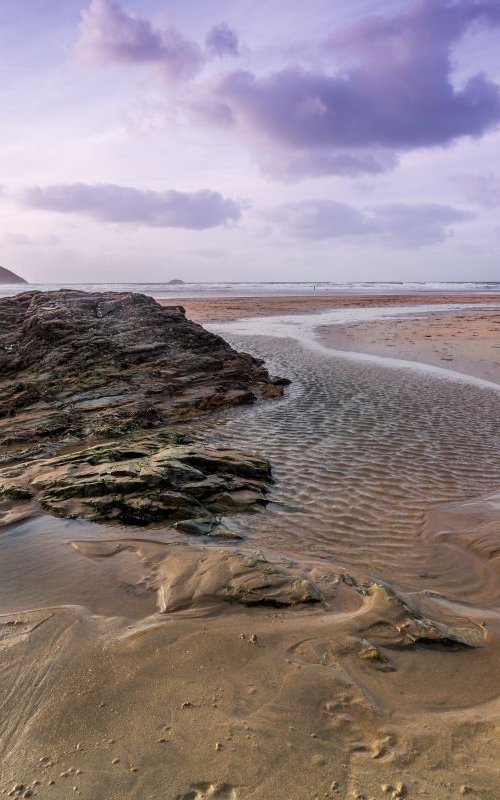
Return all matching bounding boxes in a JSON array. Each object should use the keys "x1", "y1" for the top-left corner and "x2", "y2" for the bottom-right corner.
[
  {"x1": 163, "y1": 292, "x2": 500, "y2": 324},
  {"x1": 319, "y1": 306, "x2": 500, "y2": 385},
  {"x1": 2, "y1": 298, "x2": 500, "y2": 799}
]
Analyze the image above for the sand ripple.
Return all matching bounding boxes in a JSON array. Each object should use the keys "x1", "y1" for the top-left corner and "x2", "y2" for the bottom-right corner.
[{"x1": 196, "y1": 336, "x2": 500, "y2": 610}]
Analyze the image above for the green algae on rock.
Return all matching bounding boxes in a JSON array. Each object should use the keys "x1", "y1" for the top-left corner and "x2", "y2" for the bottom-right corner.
[
  {"x1": 0, "y1": 290, "x2": 286, "y2": 533},
  {"x1": 0, "y1": 440, "x2": 271, "y2": 528}
]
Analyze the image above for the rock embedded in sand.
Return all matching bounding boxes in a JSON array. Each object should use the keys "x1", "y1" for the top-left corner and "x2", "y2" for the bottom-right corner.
[
  {"x1": 155, "y1": 545, "x2": 323, "y2": 611},
  {"x1": 1, "y1": 439, "x2": 271, "y2": 528},
  {"x1": 361, "y1": 581, "x2": 486, "y2": 650}
]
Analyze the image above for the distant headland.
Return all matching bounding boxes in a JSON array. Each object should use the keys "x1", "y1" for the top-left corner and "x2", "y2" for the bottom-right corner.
[{"x1": 0, "y1": 265, "x2": 27, "y2": 284}]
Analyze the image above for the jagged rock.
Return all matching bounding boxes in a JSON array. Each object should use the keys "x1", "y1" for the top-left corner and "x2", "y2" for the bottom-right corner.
[
  {"x1": 0, "y1": 439, "x2": 271, "y2": 527},
  {"x1": 0, "y1": 291, "x2": 287, "y2": 532},
  {"x1": 0, "y1": 290, "x2": 285, "y2": 451}
]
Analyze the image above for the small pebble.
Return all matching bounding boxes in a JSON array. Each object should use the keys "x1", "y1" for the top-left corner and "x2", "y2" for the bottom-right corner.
[
  {"x1": 381, "y1": 788, "x2": 393, "y2": 795},
  {"x1": 181, "y1": 702, "x2": 192, "y2": 709},
  {"x1": 215, "y1": 742, "x2": 223, "y2": 751},
  {"x1": 249, "y1": 634, "x2": 258, "y2": 644},
  {"x1": 23, "y1": 792, "x2": 33, "y2": 799},
  {"x1": 48, "y1": 781, "x2": 55, "y2": 786},
  {"x1": 459, "y1": 788, "x2": 471, "y2": 797},
  {"x1": 111, "y1": 758, "x2": 120, "y2": 765},
  {"x1": 39, "y1": 756, "x2": 50, "y2": 764},
  {"x1": 75, "y1": 769, "x2": 83, "y2": 776},
  {"x1": 60, "y1": 773, "x2": 69, "y2": 779}
]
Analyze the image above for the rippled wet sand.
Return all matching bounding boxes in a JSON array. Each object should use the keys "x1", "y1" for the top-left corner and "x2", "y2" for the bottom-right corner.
[
  {"x1": 3, "y1": 332, "x2": 500, "y2": 799},
  {"x1": 2, "y1": 333, "x2": 500, "y2": 616},
  {"x1": 199, "y1": 335, "x2": 500, "y2": 608}
]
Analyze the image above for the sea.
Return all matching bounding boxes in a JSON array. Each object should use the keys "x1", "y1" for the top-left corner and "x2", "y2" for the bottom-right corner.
[{"x1": 0, "y1": 280, "x2": 499, "y2": 299}]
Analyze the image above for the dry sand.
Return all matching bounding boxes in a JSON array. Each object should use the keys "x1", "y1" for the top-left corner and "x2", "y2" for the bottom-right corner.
[{"x1": 2, "y1": 295, "x2": 500, "y2": 799}]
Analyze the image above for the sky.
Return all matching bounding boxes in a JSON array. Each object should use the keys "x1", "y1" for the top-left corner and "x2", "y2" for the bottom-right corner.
[{"x1": 1, "y1": 0, "x2": 499, "y2": 283}]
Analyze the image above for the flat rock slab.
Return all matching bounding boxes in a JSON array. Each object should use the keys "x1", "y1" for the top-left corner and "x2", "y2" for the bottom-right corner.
[{"x1": 0, "y1": 438, "x2": 272, "y2": 530}]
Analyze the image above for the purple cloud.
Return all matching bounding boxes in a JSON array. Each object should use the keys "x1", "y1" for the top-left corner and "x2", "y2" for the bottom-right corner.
[
  {"x1": 266, "y1": 200, "x2": 473, "y2": 247},
  {"x1": 256, "y1": 148, "x2": 399, "y2": 181},
  {"x1": 206, "y1": 23, "x2": 240, "y2": 58},
  {"x1": 205, "y1": 0, "x2": 500, "y2": 177},
  {"x1": 23, "y1": 184, "x2": 242, "y2": 229},
  {"x1": 456, "y1": 174, "x2": 500, "y2": 208},
  {"x1": 77, "y1": 0, "x2": 203, "y2": 81}
]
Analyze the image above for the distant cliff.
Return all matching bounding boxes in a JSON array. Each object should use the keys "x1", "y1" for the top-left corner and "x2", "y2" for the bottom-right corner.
[{"x1": 0, "y1": 266, "x2": 27, "y2": 284}]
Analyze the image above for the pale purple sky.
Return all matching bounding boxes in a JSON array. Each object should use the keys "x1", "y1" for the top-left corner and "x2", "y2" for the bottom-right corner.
[{"x1": 1, "y1": 0, "x2": 499, "y2": 282}]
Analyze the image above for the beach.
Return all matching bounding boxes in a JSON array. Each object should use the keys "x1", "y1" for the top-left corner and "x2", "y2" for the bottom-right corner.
[
  {"x1": 1, "y1": 291, "x2": 500, "y2": 799},
  {"x1": 164, "y1": 292, "x2": 500, "y2": 324},
  {"x1": 318, "y1": 306, "x2": 500, "y2": 386}
]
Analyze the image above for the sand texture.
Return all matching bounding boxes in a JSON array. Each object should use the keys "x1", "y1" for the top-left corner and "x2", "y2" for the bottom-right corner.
[
  {"x1": 1, "y1": 293, "x2": 500, "y2": 799},
  {"x1": 165, "y1": 292, "x2": 500, "y2": 324},
  {"x1": 319, "y1": 306, "x2": 500, "y2": 385}
]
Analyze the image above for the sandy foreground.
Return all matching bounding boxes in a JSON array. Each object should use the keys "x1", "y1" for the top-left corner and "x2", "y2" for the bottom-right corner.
[{"x1": 2, "y1": 294, "x2": 500, "y2": 800}]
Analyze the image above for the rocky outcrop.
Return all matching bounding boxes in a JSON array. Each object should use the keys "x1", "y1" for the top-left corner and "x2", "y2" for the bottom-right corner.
[
  {"x1": 0, "y1": 266, "x2": 26, "y2": 284},
  {"x1": 0, "y1": 438, "x2": 271, "y2": 529},
  {"x1": 0, "y1": 290, "x2": 287, "y2": 533},
  {"x1": 0, "y1": 290, "x2": 285, "y2": 450}
]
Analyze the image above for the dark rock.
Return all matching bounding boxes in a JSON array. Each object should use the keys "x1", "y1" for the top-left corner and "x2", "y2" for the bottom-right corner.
[
  {"x1": 1, "y1": 439, "x2": 271, "y2": 527},
  {"x1": 0, "y1": 290, "x2": 285, "y2": 450},
  {"x1": 0, "y1": 291, "x2": 288, "y2": 532}
]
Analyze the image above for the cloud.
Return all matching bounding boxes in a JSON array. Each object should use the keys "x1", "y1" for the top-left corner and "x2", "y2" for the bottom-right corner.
[
  {"x1": 256, "y1": 149, "x2": 399, "y2": 181},
  {"x1": 23, "y1": 184, "x2": 242, "y2": 229},
  {"x1": 4, "y1": 232, "x2": 60, "y2": 247},
  {"x1": 266, "y1": 199, "x2": 473, "y2": 247},
  {"x1": 76, "y1": 0, "x2": 203, "y2": 82},
  {"x1": 206, "y1": 24, "x2": 240, "y2": 58},
  {"x1": 74, "y1": 0, "x2": 500, "y2": 181},
  {"x1": 203, "y1": 0, "x2": 500, "y2": 178},
  {"x1": 455, "y1": 173, "x2": 500, "y2": 207}
]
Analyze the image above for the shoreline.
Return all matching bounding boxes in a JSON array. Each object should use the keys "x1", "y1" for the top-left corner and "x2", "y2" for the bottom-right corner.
[
  {"x1": 169, "y1": 293, "x2": 500, "y2": 387},
  {"x1": 161, "y1": 292, "x2": 500, "y2": 323},
  {"x1": 316, "y1": 305, "x2": 500, "y2": 386}
]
